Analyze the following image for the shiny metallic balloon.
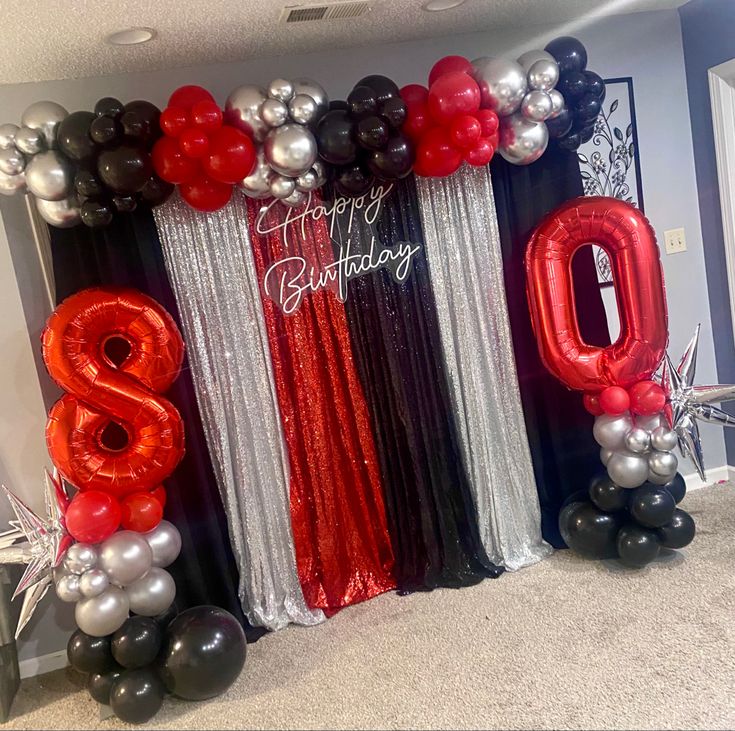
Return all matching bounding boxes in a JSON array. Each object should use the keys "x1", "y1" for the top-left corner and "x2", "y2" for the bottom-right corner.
[
  {"x1": 289, "y1": 94, "x2": 318, "y2": 125},
  {"x1": 624, "y1": 427, "x2": 651, "y2": 454},
  {"x1": 79, "y1": 568, "x2": 110, "y2": 598},
  {"x1": 311, "y1": 159, "x2": 327, "y2": 187},
  {"x1": 498, "y1": 113, "x2": 548, "y2": 166},
  {"x1": 260, "y1": 98, "x2": 289, "y2": 128},
  {"x1": 517, "y1": 49, "x2": 555, "y2": 73},
  {"x1": 99, "y1": 531, "x2": 153, "y2": 587},
  {"x1": 269, "y1": 174, "x2": 296, "y2": 199},
  {"x1": 520, "y1": 90, "x2": 553, "y2": 122},
  {"x1": 607, "y1": 452, "x2": 649, "y2": 489},
  {"x1": 0, "y1": 123, "x2": 19, "y2": 150},
  {"x1": 635, "y1": 413, "x2": 663, "y2": 432},
  {"x1": 600, "y1": 447, "x2": 613, "y2": 466},
  {"x1": 35, "y1": 196, "x2": 81, "y2": 228},
  {"x1": 25, "y1": 150, "x2": 74, "y2": 201},
  {"x1": 20, "y1": 101, "x2": 68, "y2": 148},
  {"x1": 14, "y1": 126, "x2": 45, "y2": 156},
  {"x1": 0, "y1": 147, "x2": 25, "y2": 176},
  {"x1": 143, "y1": 520, "x2": 182, "y2": 568},
  {"x1": 225, "y1": 85, "x2": 269, "y2": 143},
  {"x1": 593, "y1": 412, "x2": 633, "y2": 451},
  {"x1": 268, "y1": 78, "x2": 295, "y2": 103},
  {"x1": 471, "y1": 57, "x2": 527, "y2": 116},
  {"x1": 281, "y1": 189, "x2": 307, "y2": 208},
  {"x1": 527, "y1": 59, "x2": 560, "y2": 92},
  {"x1": 651, "y1": 426, "x2": 678, "y2": 452},
  {"x1": 55, "y1": 573, "x2": 82, "y2": 602},
  {"x1": 125, "y1": 567, "x2": 176, "y2": 616},
  {"x1": 0, "y1": 170, "x2": 25, "y2": 196},
  {"x1": 292, "y1": 78, "x2": 329, "y2": 120},
  {"x1": 648, "y1": 449, "x2": 678, "y2": 479},
  {"x1": 548, "y1": 89, "x2": 565, "y2": 119},
  {"x1": 264, "y1": 123, "x2": 317, "y2": 177},
  {"x1": 295, "y1": 168, "x2": 319, "y2": 192},
  {"x1": 75, "y1": 585, "x2": 129, "y2": 637},
  {"x1": 64, "y1": 543, "x2": 98, "y2": 574},
  {"x1": 238, "y1": 148, "x2": 273, "y2": 199}
]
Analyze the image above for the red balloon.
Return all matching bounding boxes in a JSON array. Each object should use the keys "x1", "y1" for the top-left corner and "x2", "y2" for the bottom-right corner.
[
  {"x1": 152, "y1": 136, "x2": 200, "y2": 184},
  {"x1": 402, "y1": 101, "x2": 434, "y2": 142},
  {"x1": 414, "y1": 127, "x2": 462, "y2": 177},
  {"x1": 400, "y1": 84, "x2": 429, "y2": 108},
  {"x1": 525, "y1": 197, "x2": 668, "y2": 392},
  {"x1": 628, "y1": 380, "x2": 666, "y2": 416},
  {"x1": 151, "y1": 485, "x2": 167, "y2": 509},
  {"x1": 464, "y1": 137, "x2": 495, "y2": 166},
  {"x1": 427, "y1": 71, "x2": 481, "y2": 125},
  {"x1": 449, "y1": 115, "x2": 482, "y2": 149},
  {"x1": 179, "y1": 128, "x2": 210, "y2": 159},
  {"x1": 180, "y1": 174, "x2": 233, "y2": 212},
  {"x1": 428, "y1": 55, "x2": 473, "y2": 86},
  {"x1": 599, "y1": 386, "x2": 631, "y2": 415},
  {"x1": 203, "y1": 125, "x2": 256, "y2": 184},
  {"x1": 583, "y1": 393, "x2": 604, "y2": 416},
  {"x1": 475, "y1": 109, "x2": 499, "y2": 137},
  {"x1": 160, "y1": 107, "x2": 189, "y2": 138},
  {"x1": 191, "y1": 100, "x2": 223, "y2": 132},
  {"x1": 168, "y1": 85, "x2": 216, "y2": 111},
  {"x1": 65, "y1": 490, "x2": 121, "y2": 544},
  {"x1": 121, "y1": 492, "x2": 163, "y2": 533}
]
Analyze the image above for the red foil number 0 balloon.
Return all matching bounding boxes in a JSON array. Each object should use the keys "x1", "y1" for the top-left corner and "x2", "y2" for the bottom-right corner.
[
  {"x1": 42, "y1": 287, "x2": 185, "y2": 496},
  {"x1": 525, "y1": 197, "x2": 668, "y2": 392}
]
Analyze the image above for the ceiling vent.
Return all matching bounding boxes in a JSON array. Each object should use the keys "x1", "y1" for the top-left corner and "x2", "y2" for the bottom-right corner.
[{"x1": 280, "y1": 1, "x2": 371, "y2": 23}]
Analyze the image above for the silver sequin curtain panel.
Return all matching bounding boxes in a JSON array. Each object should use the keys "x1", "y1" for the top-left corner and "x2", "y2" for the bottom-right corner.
[
  {"x1": 154, "y1": 194, "x2": 323, "y2": 630},
  {"x1": 416, "y1": 166, "x2": 551, "y2": 570}
]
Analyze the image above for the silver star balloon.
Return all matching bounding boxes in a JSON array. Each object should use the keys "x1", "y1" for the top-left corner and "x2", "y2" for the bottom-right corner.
[
  {"x1": 661, "y1": 324, "x2": 735, "y2": 481},
  {"x1": 0, "y1": 469, "x2": 72, "y2": 637}
]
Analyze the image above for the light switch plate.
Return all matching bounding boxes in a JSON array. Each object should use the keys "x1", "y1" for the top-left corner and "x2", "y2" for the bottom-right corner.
[{"x1": 664, "y1": 227, "x2": 687, "y2": 254}]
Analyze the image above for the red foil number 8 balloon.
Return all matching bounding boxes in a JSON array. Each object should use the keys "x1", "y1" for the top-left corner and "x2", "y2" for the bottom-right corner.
[
  {"x1": 525, "y1": 197, "x2": 668, "y2": 392},
  {"x1": 42, "y1": 287, "x2": 185, "y2": 496}
]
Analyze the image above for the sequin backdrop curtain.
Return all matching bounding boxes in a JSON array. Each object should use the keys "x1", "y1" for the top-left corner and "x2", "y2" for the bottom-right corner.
[
  {"x1": 330, "y1": 178, "x2": 502, "y2": 591},
  {"x1": 490, "y1": 149, "x2": 612, "y2": 546},
  {"x1": 246, "y1": 196, "x2": 396, "y2": 613},
  {"x1": 48, "y1": 210, "x2": 262, "y2": 640},
  {"x1": 415, "y1": 166, "x2": 552, "y2": 570},
  {"x1": 153, "y1": 194, "x2": 323, "y2": 630}
]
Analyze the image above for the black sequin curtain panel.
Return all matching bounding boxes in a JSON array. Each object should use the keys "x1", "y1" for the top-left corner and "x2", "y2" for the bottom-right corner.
[
  {"x1": 48, "y1": 209, "x2": 264, "y2": 641},
  {"x1": 490, "y1": 148, "x2": 612, "y2": 547}
]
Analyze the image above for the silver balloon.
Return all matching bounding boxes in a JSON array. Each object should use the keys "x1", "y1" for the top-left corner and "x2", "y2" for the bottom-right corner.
[
  {"x1": 14, "y1": 126, "x2": 45, "y2": 156},
  {"x1": 225, "y1": 85, "x2": 269, "y2": 143},
  {"x1": 648, "y1": 449, "x2": 678, "y2": 479},
  {"x1": 238, "y1": 148, "x2": 273, "y2": 199},
  {"x1": 292, "y1": 78, "x2": 329, "y2": 120},
  {"x1": 268, "y1": 78, "x2": 295, "y2": 103},
  {"x1": 600, "y1": 447, "x2": 613, "y2": 466},
  {"x1": 0, "y1": 147, "x2": 25, "y2": 176},
  {"x1": 517, "y1": 49, "x2": 555, "y2": 73},
  {"x1": 63, "y1": 543, "x2": 98, "y2": 574},
  {"x1": 311, "y1": 159, "x2": 327, "y2": 187},
  {"x1": 0, "y1": 123, "x2": 19, "y2": 150},
  {"x1": 35, "y1": 196, "x2": 81, "y2": 228},
  {"x1": 99, "y1": 531, "x2": 153, "y2": 587},
  {"x1": 260, "y1": 98, "x2": 289, "y2": 128},
  {"x1": 624, "y1": 427, "x2": 651, "y2": 454},
  {"x1": 125, "y1": 568, "x2": 176, "y2": 616},
  {"x1": 295, "y1": 168, "x2": 319, "y2": 192},
  {"x1": 498, "y1": 113, "x2": 548, "y2": 166},
  {"x1": 20, "y1": 101, "x2": 68, "y2": 149},
  {"x1": 264, "y1": 124, "x2": 318, "y2": 177},
  {"x1": 289, "y1": 94, "x2": 318, "y2": 125},
  {"x1": 607, "y1": 452, "x2": 649, "y2": 489},
  {"x1": 0, "y1": 170, "x2": 25, "y2": 196},
  {"x1": 471, "y1": 57, "x2": 527, "y2": 116},
  {"x1": 593, "y1": 412, "x2": 634, "y2": 451},
  {"x1": 55, "y1": 573, "x2": 82, "y2": 602},
  {"x1": 527, "y1": 59, "x2": 560, "y2": 92},
  {"x1": 651, "y1": 426, "x2": 678, "y2": 452},
  {"x1": 75, "y1": 585, "x2": 129, "y2": 637},
  {"x1": 548, "y1": 89, "x2": 565, "y2": 119},
  {"x1": 281, "y1": 189, "x2": 307, "y2": 208},
  {"x1": 520, "y1": 90, "x2": 553, "y2": 122},
  {"x1": 143, "y1": 520, "x2": 182, "y2": 568},
  {"x1": 269, "y1": 174, "x2": 296, "y2": 199},
  {"x1": 25, "y1": 150, "x2": 73, "y2": 201},
  {"x1": 635, "y1": 413, "x2": 664, "y2": 432},
  {"x1": 79, "y1": 568, "x2": 110, "y2": 598}
]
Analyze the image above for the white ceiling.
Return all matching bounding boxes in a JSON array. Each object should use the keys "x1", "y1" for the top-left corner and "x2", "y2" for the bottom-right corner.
[{"x1": 3, "y1": 0, "x2": 685, "y2": 85}]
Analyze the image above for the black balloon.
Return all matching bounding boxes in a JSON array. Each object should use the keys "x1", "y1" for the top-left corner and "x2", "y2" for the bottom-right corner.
[
  {"x1": 90, "y1": 116, "x2": 122, "y2": 146},
  {"x1": 356, "y1": 116, "x2": 389, "y2": 150},
  {"x1": 151, "y1": 601, "x2": 179, "y2": 630},
  {"x1": 574, "y1": 93, "x2": 602, "y2": 122},
  {"x1": 329, "y1": 99, "x2": 349, "y2": 111},
  {"x1": 558, "y1": 71, "x2": 588, "y2": 101},
  {"x1": 120, "y1": 100, "x2": 161, "y2": 146},
  {"x1": 657, "y1": 508, "x2": 696, "y2": 549},
  {"x1": 584, "y1": 71, "x2": 606, "y2": 101},
  {"x1": 80, "y1": 199, "x2": 114, "y2": 228},
  {"x1": 629, "y1": 485, "x2": 676, "y2": 528},
  {"x1": 97, "y1": 145, "x2": 153, "y2": 194},
  {"x1": 356, "y1": 74, "x2": 400, "y2": 105},
  {"x1": 88, "y1": 666, "x2": 124, "y2": 706},
  {"x1": 317, "y1": 110, "x2": 358, "y2": 165},
  {"x1": 95, "y1": 97, "x2": 125, "y2": 119},
  {"x1": 111, "y1": 616, "x2": 162, "y2": 670},
  {"x1": 336, "y1": 162, "x2": 374, "y2": 197},
  {"x1": 67, "y1": 629, "x2": 115, "y2": 674},
  {"x1": 74, "y1": 169, "x2": 104, "y2": 199},
  {"x1": 140, "y1": 175, "x2": 174, "y2": 208},
  {"x1": 589, "y1": 474, "x2": 628, "y2": 513},
  {"x1": 579, "y1": 123, "x2": 596, "y2": 144},
  {"x1": 545, "y1": 36, "x2": 588, "y2": 74},
  {"x1": 367, "y1": 135, "x2": 414, "y2": 180},
  {"x1": 109, "y1": 668, "x2": 165, "y2": 724},
  {"x1": 546, "y1": 107, "x2": 573, "y2": 139},
  {"x1": 347, "y1": 85, "x2": 378, "y2": 119},
  {"x1": 560, "y1": 489, "x2": 590, "y2": 511},
  {"x1": 663, "y1": 473, "x2": 687, "y2": 504},
  {"x1": 617, "y1": 524, "x2": 660, "y2": 568},
  {"x1": 379, "y1": 97, "x2": 407, "y2": 129},
  {"x1": 113, "y1": 195, "x2": 138, "y2": 213},
  {"x1": 159, "y1": 606, "x2": 246, "y2": 701},
  {"x1": 558, "y1": 500, "x2": 622, "y2": 559},
  {"x1": 557, "y1": 132, "x2": 581, "y2": 151},
  {"x1": 57, "y1": 111, "x2": 97, "y2": 163}
]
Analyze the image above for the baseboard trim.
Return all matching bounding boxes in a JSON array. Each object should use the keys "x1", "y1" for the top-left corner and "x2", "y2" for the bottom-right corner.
[
  {"x1": 681, "y1": 464, "x2": 735, "y2": 492},
  {"x1": 18, "y1": 649, "x2": 68, "y2": 679}
]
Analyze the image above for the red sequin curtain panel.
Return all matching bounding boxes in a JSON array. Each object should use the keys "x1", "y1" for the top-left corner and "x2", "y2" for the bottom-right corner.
[{"x1": 246, "y1": 198, "x2": 396, "y2": 613}]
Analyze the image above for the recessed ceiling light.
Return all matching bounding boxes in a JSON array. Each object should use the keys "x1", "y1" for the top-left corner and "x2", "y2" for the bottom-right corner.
[
  {"x1": 105, "y1": 27, "x2": 157, "y2": 46},
  {"x1": 422, "y1": 0, "x2": 467, "y2": 11}
]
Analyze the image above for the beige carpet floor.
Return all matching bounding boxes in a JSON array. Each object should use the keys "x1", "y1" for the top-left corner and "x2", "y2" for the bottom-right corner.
[{"x1": 6, "y1": 483, "x2": 735, "y2": 730}]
